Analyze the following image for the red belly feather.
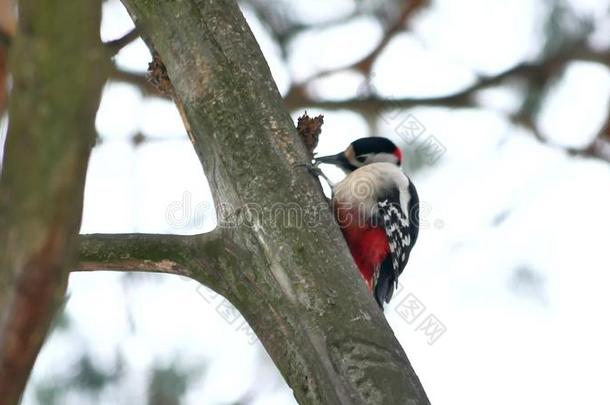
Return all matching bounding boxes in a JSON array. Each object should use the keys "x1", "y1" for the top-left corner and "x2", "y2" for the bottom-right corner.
[{"x1": 340, "y1": 221, "x2": 389, "y2": 290}]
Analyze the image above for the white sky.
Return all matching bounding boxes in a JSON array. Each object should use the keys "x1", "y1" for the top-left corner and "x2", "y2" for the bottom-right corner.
[{"x1": 14, "y1": 0, "x2": 610, "y2": 404}]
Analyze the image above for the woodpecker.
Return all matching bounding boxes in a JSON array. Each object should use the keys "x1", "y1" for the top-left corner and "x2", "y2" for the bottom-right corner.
[{"x1": 315, "y1": 137, "x2": 419, "y2": 308}]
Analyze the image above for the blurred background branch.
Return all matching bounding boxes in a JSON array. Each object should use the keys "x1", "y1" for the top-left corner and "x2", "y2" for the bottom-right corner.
[
  {"x1": 298, "y1": 0, "x2": 430, "y2": 82},
  {"x1": 0, "y1": 0, "x2": 16, "y2": 116},
  {"x1": 105, "y1": 27, "x2": 139, "y2": 57},
  {"x1": 107, "y1": 0, "x2": 610, "y2": 166}
]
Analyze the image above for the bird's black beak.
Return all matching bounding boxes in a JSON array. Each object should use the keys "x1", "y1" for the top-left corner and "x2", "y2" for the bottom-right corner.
[{"x1": 314, "y1": 152, "x2": 348, "y2": 167}]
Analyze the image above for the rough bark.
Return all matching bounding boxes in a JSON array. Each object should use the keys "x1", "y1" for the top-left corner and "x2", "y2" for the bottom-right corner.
[
  {"x1": 77, "y1": 232, "x2": 229, "y2": 293},
  {"x1": 118, "y1": 1, "x2": 430, "y2": 404},
  {"x1": 0, "y1": 1, "x2": 105, "y2": 403}
]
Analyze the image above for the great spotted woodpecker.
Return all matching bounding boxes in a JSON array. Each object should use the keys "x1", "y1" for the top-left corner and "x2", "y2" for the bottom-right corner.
[{"x1": 315, "y1": 137, "x2": 419, "y2": 308}]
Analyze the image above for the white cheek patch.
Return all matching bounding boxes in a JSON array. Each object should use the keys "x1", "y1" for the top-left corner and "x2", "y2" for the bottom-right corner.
[
  {"x1": 365, "y1": 153, "x2": 398, "y2": 165},
  {"x1": 347, "y1": 156, "x2": 364, "y2": 168}
]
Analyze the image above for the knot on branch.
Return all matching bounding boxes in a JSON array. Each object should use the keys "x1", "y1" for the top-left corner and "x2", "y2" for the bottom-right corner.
[
  {"x1": 296, "y1": 112, "x2": 324, "y2": 159},
  {"x1": 147, "y1": 52, "x2": 174, "y2": 97}
]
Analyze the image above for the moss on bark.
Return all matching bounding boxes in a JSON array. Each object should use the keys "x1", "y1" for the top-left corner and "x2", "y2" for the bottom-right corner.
[
  {"x1": 0, "y1": 1, "x2": 106, "y2": 402},
  {"x1": 119, "y1": 1, "x2": 430, "y2": 404}
]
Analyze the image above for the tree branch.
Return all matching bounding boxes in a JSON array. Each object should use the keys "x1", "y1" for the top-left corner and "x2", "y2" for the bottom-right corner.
[
  {"x1": 105, "y1": 28, "x2": 139, "y2": 57},
  {"x1": 242, "y1": 0, "x2": 360, "y2": 57},
  {"x1": 286, "y1": 46, "x2": 610, "y2": 164},
  {"x1": 109, "y1": 65, "x2": 167, "y2": 98},
  {"x1": 286, "y1": 53, "x2": 561, "y2": 112},
  {"x1": 120, "y1": 0, "x2": 430, "y2": 403},
  {"x1": 76, "y1": 233, "x2": 198, "y2": 276},
  {"x1": 301, "y1": 0, "x2": 429, "y2": 83},
  {"x1": 288, "y1": 45, "x2": 610, "y2": 110},
  {"x1": 567, "y1": 138, "x2": 610, "y2": 162},
  {"x1": 75, "y1": 229, "x2": 251, "y2": 299},
  {"x1": 510, "y1": 113, "x2": 610, "y2": 163}
]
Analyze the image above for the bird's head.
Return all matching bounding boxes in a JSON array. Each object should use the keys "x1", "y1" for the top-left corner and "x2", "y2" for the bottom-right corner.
[{"x1": 314, "y1": 137, "x2": 402, "y2": 173}]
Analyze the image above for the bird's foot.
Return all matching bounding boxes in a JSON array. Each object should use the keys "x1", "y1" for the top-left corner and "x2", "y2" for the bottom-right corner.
[
  {"x1": 295, "y1": 161, "x2": 322, "y2": 176},
  {"x1": 294, "y1": 162, "x2": 335, "y2": 188}
]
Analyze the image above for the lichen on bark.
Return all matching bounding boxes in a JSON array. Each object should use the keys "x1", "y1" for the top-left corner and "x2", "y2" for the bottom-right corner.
[
  {"x1": 118, "y1": 0, "x2": 430, "y2": 403},
  {"x1": 0, "y1": 1, "x2": 106, "y2": 403}
]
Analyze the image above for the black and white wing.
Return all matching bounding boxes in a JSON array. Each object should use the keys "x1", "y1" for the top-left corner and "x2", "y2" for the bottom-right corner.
[{"x1": 373, "y1": 181, "x2": 419, "y2": 306}]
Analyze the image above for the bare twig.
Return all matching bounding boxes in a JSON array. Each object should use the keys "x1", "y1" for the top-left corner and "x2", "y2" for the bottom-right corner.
[
  {"x1": 300, "y1": 0, "x2": 429, "y2": 84},
  {"x1": 107, "y1": 55, "x2": 175, "y2": 99},
  {"x1": 511, "y1": 113, "x2": 610, "y2": 163},
  {"x1": 354, "y1": 0, "x2": 429, "y2": 76},
  {"x1": 285, "y1": 53, "x2": 565, "y2": 112},
  {"x1": 286, "y1": 47, "x2": 610, "y2": 164},
  {"x1": 105, "y1": 28, "x2": 139, "y2": 57},
  {"x1": 242, "y1": 0, "x2": 360, "y2": 58},
  {"x1": 108, "y1": 66, "x2": 164, "y2": 97},
  {"x1": 566, "y1": 138, "x2": 610, "y2": 162}
]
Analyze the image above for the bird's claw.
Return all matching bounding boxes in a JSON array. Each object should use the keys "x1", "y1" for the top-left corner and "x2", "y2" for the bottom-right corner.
[
  {"x1": 294, "y1": 161, "x2": 322, "y2": 176},
  {"x1": 294, "y1": 161, "x2": 334, "y2": 188}
]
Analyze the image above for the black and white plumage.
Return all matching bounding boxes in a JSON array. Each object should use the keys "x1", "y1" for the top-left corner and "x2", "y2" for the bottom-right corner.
[
  {"x1": 314, "y1": 137, "x2": 420, "y2": 308},
  {"x1": 374, "y1": 182, "x2": 419, "y2": 305}
]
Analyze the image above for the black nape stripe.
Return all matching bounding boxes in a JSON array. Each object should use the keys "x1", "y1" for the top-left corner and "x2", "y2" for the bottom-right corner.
[{"x1": 351, "y1": 137, "x2": 397, "y2": 157}]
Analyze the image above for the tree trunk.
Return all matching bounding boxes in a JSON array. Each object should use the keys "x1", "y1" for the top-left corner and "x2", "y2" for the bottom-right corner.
[
  {"x1": 119, "y1": 1, "x2": 430, "y2": 404},
  {"x1": 0, "y1": 1, "x2": 105, "y2": 403}
]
